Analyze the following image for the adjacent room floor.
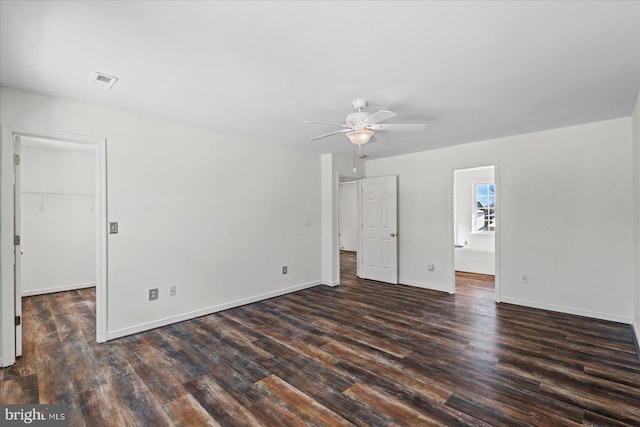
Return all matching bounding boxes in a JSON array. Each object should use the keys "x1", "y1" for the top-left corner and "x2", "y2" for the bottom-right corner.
[{"x1": 2, "y1": 252, "x2": 640, "y2": 425}]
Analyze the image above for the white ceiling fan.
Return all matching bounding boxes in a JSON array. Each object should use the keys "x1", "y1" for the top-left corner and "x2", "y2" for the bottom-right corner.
[{"x1": 303, "y1": 99, "x2": 426, "y2": 145}]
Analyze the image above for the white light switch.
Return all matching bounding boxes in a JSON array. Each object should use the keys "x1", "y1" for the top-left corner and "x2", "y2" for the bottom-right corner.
[{"x1": 304, "y1": 219, "x2": 311, "y2": 226}]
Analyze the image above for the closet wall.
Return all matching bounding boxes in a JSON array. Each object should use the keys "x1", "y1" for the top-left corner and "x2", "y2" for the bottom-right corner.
[
  {"x1": 20, "y1": 138, "x2": 96, "y2": 296},
  {"x1": 338, "y1": 181, "x2": 358, "y2": 252}
]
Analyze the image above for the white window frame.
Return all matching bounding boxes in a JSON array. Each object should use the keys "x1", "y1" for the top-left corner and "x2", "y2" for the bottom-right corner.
[{"x1": 472, "y1": 181, "x2": 495, "y2": 234}]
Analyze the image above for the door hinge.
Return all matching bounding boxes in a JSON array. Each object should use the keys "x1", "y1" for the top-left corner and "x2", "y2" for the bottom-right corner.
[
  {"x1": 15, "y1": 316, "x2": 21, "y2": 326},
  {"x1": 13, "y1": 154, "x2": 20, "y2": 165},
  {"x1": 14, "y1": 235, "x2": 20, "y2": 246}
]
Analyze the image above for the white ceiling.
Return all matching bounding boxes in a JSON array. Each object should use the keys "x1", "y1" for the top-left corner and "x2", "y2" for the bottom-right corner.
[{"x1": 1, "y1": 1, "x2": 638, "y2": 159}]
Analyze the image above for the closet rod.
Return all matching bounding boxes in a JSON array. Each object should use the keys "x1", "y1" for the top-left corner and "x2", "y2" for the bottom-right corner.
[{"x1": 21, "y1": 191, "x2": 95, "y2": 211}]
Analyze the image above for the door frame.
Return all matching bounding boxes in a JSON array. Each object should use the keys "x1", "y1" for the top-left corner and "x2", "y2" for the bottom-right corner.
[
  {"x1": 337, "y1": 179, "x2": 360, "y2": 280},
  {"x1": 336, "y1": 171, "x2": 362, "y2": 284},
  {"x1": 450, "y1": 162, "x2": 501, "y2": 301},
  {"x1": 13, "y1": 138, "x2": 22, "y2": 356},
  {"x1": 1, "y1": 125, "x2": 108, "y2": 367}
]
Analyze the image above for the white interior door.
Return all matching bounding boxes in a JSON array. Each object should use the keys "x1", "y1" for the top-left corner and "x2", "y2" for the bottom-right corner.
[
  {"x1": 14, "y1": 137, "x2": 22, "y2": 357},
  {"x1": 360, "y1": 175, "x2": 398, "y2": 284}
]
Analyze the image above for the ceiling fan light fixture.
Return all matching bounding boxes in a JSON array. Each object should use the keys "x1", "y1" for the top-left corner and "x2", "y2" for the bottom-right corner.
[{"x1": 346, "y1": 129, "x2": 374, "y2": 145}]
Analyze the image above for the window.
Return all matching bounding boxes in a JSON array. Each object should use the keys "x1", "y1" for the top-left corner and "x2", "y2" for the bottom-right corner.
[{"x1": 474, "y1": 183, "x2": 495, "y2": 232}]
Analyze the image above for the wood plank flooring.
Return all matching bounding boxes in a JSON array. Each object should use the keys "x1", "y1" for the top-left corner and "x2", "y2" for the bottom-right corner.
[{"x1": 2, "y1": 251, "x2": 640, "y2": 425}]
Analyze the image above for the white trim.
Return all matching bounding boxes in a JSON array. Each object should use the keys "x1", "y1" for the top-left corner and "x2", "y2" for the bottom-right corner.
[
  {"x1": 1, "y1": 126, "x2": 16, "y2": 367},
  {"x1": 449, "y1": 168, "x2": 456, "y2": 295},
  {"x1": 357, "y1": 179, "x2": 362, "y2": 279},
  {"x1": 454, "y1": 247, "x2": 495, "y2": 253},
  {"x1": 500, "y1": 296, "x2": 633, "y2": 324},
  {"x1": 22, "y1": 282, "x2": 95, "y2": 297},
  {"x1": 399, "y1": 279, "x2": 451, "y2": 293},
  {"x1": 494, "y1": 162, "x2": 502, "y2": 303},
  {"x1": 95, "y1": 138, "x2": 107, "y2": 343},
  {"x1": 323, "y1": 280, "x2": 340, "y2": 287},
  {"x1": 106, "y1": 280, "x2": 321, "y2": 340}
]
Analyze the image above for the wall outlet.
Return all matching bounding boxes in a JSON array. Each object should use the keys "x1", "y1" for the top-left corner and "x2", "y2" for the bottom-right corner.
[
  {"x1": 282, "y1": 266, "x2": 288, "y2": 274},
  {"x1": 169, "y1": 285, "x2": 177, "y2": 296},
  {"x1": 149, "y1": 288, "x2": 159, "y2": 300},
  {"x1": 521, "y1": 273, "x2": 529, "y2": 284},
  {"x1": 427, "y1": 263, "x2": 435, "y2": 271}
]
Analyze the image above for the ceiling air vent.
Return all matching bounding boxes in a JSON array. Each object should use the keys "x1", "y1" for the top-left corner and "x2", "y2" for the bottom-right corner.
[{"x1": 89, "y1": 72, "x2": 118, "y2": 90}]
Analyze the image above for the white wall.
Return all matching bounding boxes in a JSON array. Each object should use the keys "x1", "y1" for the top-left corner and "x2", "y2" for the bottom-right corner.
[
  {"x1": 0, "y1": 86, "x2": 322, "y2": 339},
  {"x1": 339, "y1": 182, "x2": 358, "y2": 251},
  {"x1": 455, "y1": 248, "x2": 495, "y2": 276},
  {"x1": 20, "y1": 143, "x2": 96, "y2": 295},
  {"x1": 454, "y1": 166, "x2": 495, "y2": 250},
  {"x1": 632, "y1": 91, "x2": 640, "y2": 344},
  {"x1": 367, "y1": 118, "x2": 634, "y2": 323}
]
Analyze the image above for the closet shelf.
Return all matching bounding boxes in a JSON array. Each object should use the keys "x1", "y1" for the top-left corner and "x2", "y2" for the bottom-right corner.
[{"x1": 21, "y1": 191, "x2": 95, "y2": 211}]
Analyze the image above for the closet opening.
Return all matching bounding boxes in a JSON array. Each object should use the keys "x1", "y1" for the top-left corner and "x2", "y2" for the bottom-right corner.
[{"x1": 1, "y1": 126, "x2": 107, "y2": 367}]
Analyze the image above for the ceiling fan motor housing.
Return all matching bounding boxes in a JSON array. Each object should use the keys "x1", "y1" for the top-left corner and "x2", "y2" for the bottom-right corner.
[
  {"x1": 346, "y1": 111, "x2": 371, "y2": 126},
  {"x1": 352, "y1": 98, "x2": 368, "y2": 110}
]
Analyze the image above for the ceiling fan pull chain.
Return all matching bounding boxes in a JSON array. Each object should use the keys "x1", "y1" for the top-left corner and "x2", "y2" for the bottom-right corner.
[{"x1": 353, "y1": 144, "x2": 357, "y2": 172}]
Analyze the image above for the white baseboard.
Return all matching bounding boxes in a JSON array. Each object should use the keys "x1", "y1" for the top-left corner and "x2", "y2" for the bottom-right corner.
[
  {"x1": 22, "y1": 282, "x2": 95, "y2": 297},
  {"x1": 106, "y1": 280, "x2": 321, "y2": 341},
  {"x1": 323, "y1": 280, "x2": 340, "y2": 287},
  {"x1": 500, "y1": 296, "x2": 633, "y2": 324},
  {"x1": 634, "y1": 321, "x2": 640, "y2": 355},
  {"x1": 399, "y1": 278, "x2": 452, "y2": 293}
]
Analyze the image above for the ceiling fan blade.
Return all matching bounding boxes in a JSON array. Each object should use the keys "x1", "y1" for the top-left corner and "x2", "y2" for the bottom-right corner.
[
  {"x1": 370, "y1": 123, "x2": 426, "y2": 131},
  {"x1": 365, "y1": 110, "x2": 396, "y2": 124},
  {"x1": 303, "y1": 120, "x2": 351, "y2": 128},
  {"x1": 309, "y1": 128, "x2": 352, "y2": 141}
]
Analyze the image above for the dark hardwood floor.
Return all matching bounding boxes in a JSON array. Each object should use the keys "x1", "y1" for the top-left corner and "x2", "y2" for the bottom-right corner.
[{"x1": 2, "y1": 251, "x2": 640, "y2": 425}]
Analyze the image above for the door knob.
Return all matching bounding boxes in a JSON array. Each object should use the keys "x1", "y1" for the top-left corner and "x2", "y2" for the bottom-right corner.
[{"x1": 390, "y1": 233, "x2": 396, "y2": 237}]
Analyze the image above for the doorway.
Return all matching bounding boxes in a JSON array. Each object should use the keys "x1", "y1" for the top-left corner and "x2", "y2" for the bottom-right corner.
[
  {"x1": 452, "y1": 165, "x2": 500, "y2": 300},
  {"x1": 1, "y1": 126, "x2": 107, "y2": 367},
  {"x1": 339, "y1": 180, "x2": 359, "y2": 281},
  {"x1": 19, "y1": 137, "x2": 97, "y2": 298}
]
